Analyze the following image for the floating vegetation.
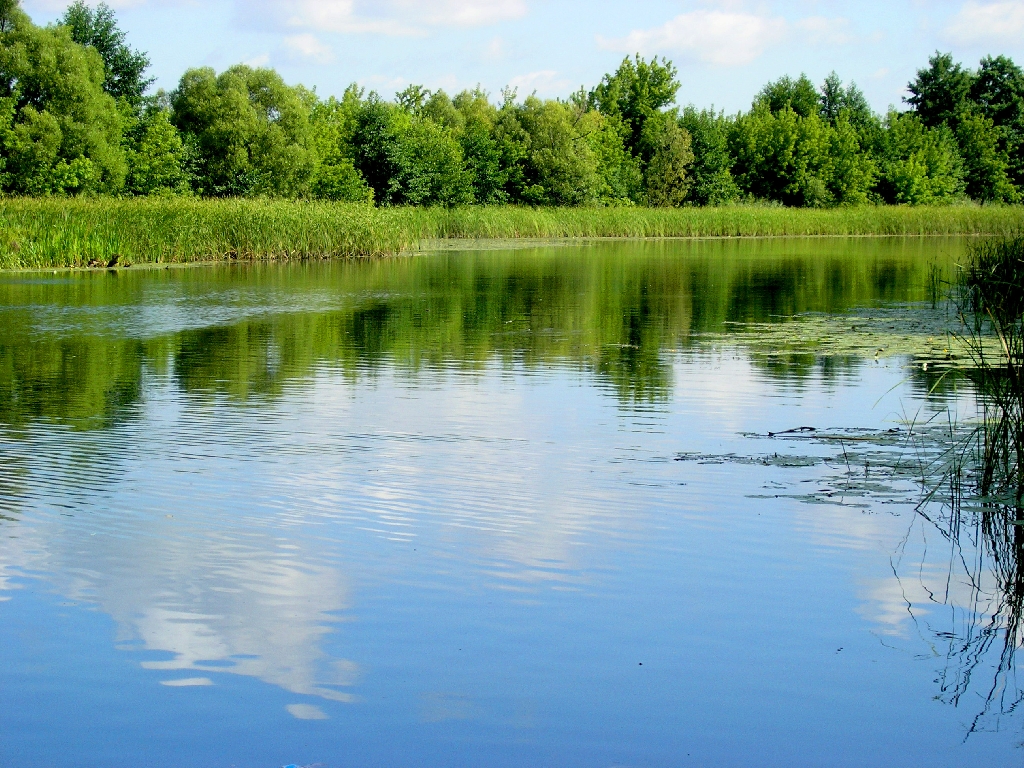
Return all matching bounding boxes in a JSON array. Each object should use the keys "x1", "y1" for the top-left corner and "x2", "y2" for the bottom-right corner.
[{"x1": 699, "y1": 304, "x2": 1002, "y2": 368}]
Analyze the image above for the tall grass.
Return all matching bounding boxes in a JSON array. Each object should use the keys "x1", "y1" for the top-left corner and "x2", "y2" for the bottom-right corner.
[
  {"x1": 956, "y1": 234, "x2": 1024, "y2": 505},
  {"x1": 2, "y1": 198, "x2": 1024, "y2": 270}
]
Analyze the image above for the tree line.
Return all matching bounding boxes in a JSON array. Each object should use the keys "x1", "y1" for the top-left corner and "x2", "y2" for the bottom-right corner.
[{"x1": 0, "y1": 0, "x2": 1022, "y2": 207}]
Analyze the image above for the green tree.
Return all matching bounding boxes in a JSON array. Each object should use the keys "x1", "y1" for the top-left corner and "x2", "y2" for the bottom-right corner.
[
  {"x1": 955, "y1": 109, "x2": 1018, "y2": 202},
  {"x1": 171, "y1": 65, "x2": 315, "y2": 197},
  {"x1": 730, "y1": 103, "x2": 873, "y2": 207},
  {"x1": 730, "y1": 106, "x2": 829, "y2": 206},
  {"x1": 395, "y1": 117, "x2": 473, "y2": 206},
  {"x1": 308, "y1": 85, "x2": 372, "y2": 202},
  {"x1": 124, "y1": 103, "x2": 188, "y2": 195},
  {"x1": 679, "y1": 107, "x2": 738, "y2": 205},
  {"x1": 641, "y1": 112, "x2": 693, "y2": 206},
  {"x1": 972, "y1": 55, "x2": 1024, "y2": 190},
  {"x1": 590, "y1": 55, "x2": 680, "y2": 161},
  {"x1": 453, "y1": 88, "x2": 517, "y2": 204},
  {"x1": 59, "y1": 1, "x2": 152, "y2": 108},
  {"x1": 516, "y1": 96, "x2": 604, "y2": 205},
  {"x1": 906, "y1": 52, "x2": 975, "y2": 130},
  {"x1": 828, "y1": 113, "x2": 875, "y2": 204},
  {"x1": 0, "y1": 5, "x2": 125, "y2": 194},
  {"x1": 756, "y1": 75, "x2": 820, "y2": 118},
  {"x1": 819, "y1": 72, "x2": 874, "y2": 128},
  {"x1": 874, "y1": 110, "x2": 964, "y2": 204},
  {"x1": 351, "y1": 96, "x2": 471, "y2": 206}
]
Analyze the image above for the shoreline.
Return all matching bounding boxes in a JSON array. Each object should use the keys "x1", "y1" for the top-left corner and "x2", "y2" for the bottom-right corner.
[{"x1": 0, "y1": 199, "x2": 1021, "y2": 271}]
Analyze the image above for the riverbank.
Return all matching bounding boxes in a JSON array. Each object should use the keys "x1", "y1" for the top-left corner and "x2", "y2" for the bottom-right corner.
[{"x1": 1, "y1": 198, "x2": 1023, "y2": 270}]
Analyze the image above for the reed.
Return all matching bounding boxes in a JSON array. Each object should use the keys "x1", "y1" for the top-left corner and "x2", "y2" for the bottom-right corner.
[
  {"x1": 1, "y1": 198, "x2": 1024, "y2": 270},
  {"x1": 955, "y1": 234, "x2": 1024, "y2": 506}
]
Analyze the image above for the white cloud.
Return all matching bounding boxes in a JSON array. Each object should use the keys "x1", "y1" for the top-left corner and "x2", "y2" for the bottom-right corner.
[
  {"x1": 598, "y1": 10, "x2": 787, "y2": 66},
  {"x1": 244, "y1": 53, "x2": 271, "y2": 68},
  {"x1": 398, "y1": 0, "x2": 527, "y2": 27},
  {"x1": 945, "y1": 1, "x2": 1024, "y2": 44},
  {"x1": 283, "y1": 33, "x2": 335, "y2": 64},
  {"x1": 795, "y1": 15, "x2": 854, "y2": 46},
  {"x1": 507, "y1": 69, "x2": 571, "y2": 96},
  {"x1": 242, "y1": 0, "x2": 527, "y2": 36}
]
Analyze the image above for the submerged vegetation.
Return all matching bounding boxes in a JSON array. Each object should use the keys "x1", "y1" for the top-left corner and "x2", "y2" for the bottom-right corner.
[{"x1": 0, "y1": 1, "x2": 1022, "y2": 213}]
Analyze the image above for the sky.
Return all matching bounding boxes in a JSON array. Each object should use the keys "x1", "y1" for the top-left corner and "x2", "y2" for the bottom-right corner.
[{"x1": 21, "y1": 0, "x2": 1024, "y2": 113}]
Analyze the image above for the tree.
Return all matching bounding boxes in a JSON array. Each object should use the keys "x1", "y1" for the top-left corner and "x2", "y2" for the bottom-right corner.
[
  {"x1": 972, "y1": 55, "x2": 1024, "y2": 190},
  {"x1": 642, "y1": 113, "x2": 693, "y2": 206},
  {"x1": 827, "y1": 114, "x2": 875, "y2": 204},
  {"x1": 730, "y1": 106, "x2": 829, "y2": 206},
  {"x1": 756, "y1": 75, "x2": 820, "y2": 119},
  {"x1": 679, "y1": 107, "x2": 738, "y2": 205},
  {"x1": 124, "y1": 104, "x2": 189, "y2": 195},
  {"x1": 171, "y1": 65, "x2": 316, "y2": 197},
  {"x1": 60, "y1": 1, "x2": 152, "y2": 108},
  {"x1": 309, "y1": 85, "x2": 372, "y2": 202},
  {"x1": 453, "y1": 88, "x2": 517, "y2": 204},
  {"x1": 955, "y1": 110, "x2": 1018, "y2": 202},
  {"x1": 906, "y1": 52, "x2": 975, "y2": 130},
  {"x1": 819, "y1": 72, "x2": 874, "y2": 128},
  {"x1": 972, "y1": 55, "x2": 1024, "y2": 129},
  {"x1": 590, "y1": 55, "x2": 680, "y2": 162},
  {"x1": 730, "y1": 103, "x2": 873, "y2": 207},
  {"x1": 516, "y1": 96, "x2": 603, "y2": 205},
  {"x1": 0, "y1": 6, "x2": 125, "y2": 194},
  {"x1": 874, "y1": 110, "x2": 964, "y2": 204},
  {"x1": 0, "y1": 0, "x2": 20, "y2": 33},
  {"x1": 351, "y1": 96, "x2": 472, "y2": 206}
]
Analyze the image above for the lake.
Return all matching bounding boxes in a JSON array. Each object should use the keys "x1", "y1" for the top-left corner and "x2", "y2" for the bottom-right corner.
[{"x1": 0, "y1": 237, "x2": 1018, "y2": 767}]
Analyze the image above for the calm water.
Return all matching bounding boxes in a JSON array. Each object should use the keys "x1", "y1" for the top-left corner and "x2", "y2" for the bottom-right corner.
[{"x1": 0, "y1": 238, "x2": 1018, "y2": 767}]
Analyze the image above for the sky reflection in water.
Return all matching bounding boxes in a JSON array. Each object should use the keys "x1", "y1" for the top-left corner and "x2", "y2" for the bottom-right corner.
[{"x1": 0, "y1": 238, "x2": 1017, "y2": 767}]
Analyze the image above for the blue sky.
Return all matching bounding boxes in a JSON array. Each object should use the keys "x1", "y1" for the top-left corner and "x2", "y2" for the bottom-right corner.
[{"x1": 22, "y1": 1, "x2": 1024, "y2": 113}]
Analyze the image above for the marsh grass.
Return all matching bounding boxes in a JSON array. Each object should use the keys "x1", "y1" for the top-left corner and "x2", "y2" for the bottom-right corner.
[
  {"x1": 1, "y1": 198, "x2": 1024, "y2": 270},
  {"x1": 954, "y1": 234, "x2": 1024, "y2": 505}
]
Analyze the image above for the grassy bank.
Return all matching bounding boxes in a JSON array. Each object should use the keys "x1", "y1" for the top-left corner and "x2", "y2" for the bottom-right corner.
[{"x1": 2, "y1": 198, "x2": 1024, "y2": 269}]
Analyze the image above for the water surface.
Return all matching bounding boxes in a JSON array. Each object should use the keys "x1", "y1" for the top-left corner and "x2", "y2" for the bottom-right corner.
[{"x1": 0, "y1": 238, "x2": 1016, "y2": 767}]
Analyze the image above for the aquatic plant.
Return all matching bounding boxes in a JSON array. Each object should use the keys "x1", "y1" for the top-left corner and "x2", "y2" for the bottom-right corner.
[
  {"x1": 955, "y1": 233, "x2": 1024, "y2": 504},
  {"x1": 1, "y1": 199, "x2": 1023, "y2": 270}
]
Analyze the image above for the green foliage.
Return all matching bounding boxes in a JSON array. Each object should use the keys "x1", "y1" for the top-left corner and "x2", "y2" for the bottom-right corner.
[
  {"x1": 452, "y1": 89, "x2": 508, "y2": 204},
  {"x1": 730, "y1": 105, "x2": 872, "y2": 207},
  {"x1": 907, "y1": 52, "x2": 976, "y2": 129},
  {"x1": 308, "y1": 86, "x2": 372, "y2": 203},
  {"x1": 819, "y1": 72, "x2": 874, "y2": 129},
  {"x1": 875, "y1": 111, "x2": 965, "y2": 205},
  {"x1": 972, "y1": 56, "x2": 1024, "y2": 129},
  {"x1": 351, "y1": 96, "x2": 472, "y2": 207},
  {"x1": 515, "y1": 96, "x2": 607, "y2": 206},
  {"x1": 679, "y1": 108, "x2": 738, "y2": 206},
  {"x1": 170, "y1": 65, "x2": 315, "y2": 197},
  {"x1": 972, "y1": 55, "x2": 1024, "y2": 189},
  {"x1": 124, "y1": 105, "x2": 188, "y2": 195},
  {"x1": 60, "y1": 1, "x2": 152, "y2": 108},
  {"x1": 642, "y1": 113, "x2": 693, "y2": 207},
  {"x1": 590, "y1": 55, "x2": 680, "y2": 161},
  {"x1": 756, "y1": 75, "x2": 820, "y2": 119},
  {"x1": 0, "y1": 3, "x2": 1019, "y2": 210},
  {"x1": 1, "y1": 198, "x2": 1022, "y2": 271},
  {"x1": 956, "y1": 110, "x2": 1019, "y2": 202},
  {"x1": 828, "y1": 114, "x2": 876, "y2": 205},
  {"x1": 0, "y1": 12, "x2": 125, "y2": 194}
]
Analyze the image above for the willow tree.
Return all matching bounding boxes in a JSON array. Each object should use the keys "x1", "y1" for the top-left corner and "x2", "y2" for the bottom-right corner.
[{"x1": 0, "y1": 1, "x2": 126, "y2": 194}]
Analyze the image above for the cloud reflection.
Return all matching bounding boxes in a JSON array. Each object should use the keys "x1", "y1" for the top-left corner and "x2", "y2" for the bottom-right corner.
[{"x1": 0, "y1": 524, "x2": 358, "y2": 705}]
